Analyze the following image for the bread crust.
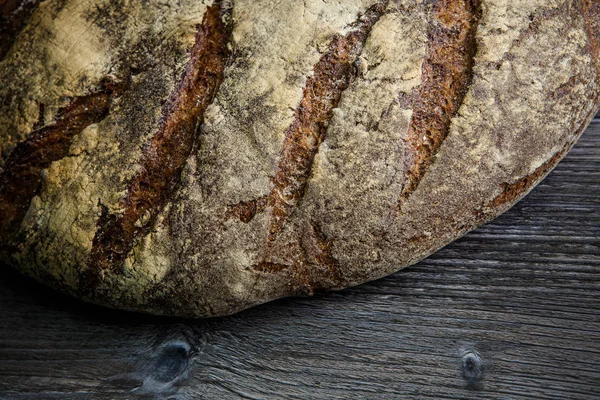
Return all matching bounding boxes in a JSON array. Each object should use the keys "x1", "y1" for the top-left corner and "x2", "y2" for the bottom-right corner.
[{"x1": 0, "y1": 0, "x2": 598, "y2": 317}]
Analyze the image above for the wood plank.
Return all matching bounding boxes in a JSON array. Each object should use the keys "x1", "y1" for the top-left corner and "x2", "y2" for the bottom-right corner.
[{"x1": 0, "y1": 116, "x2": 598, "y2": 399}]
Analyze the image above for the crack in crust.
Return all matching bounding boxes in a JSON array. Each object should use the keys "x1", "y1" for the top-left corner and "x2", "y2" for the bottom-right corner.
[
  {"x1": 229, "y1": 1, "x2": 389, "y2": 244},
  {"x1": 0, "y1": 0, "x2": 45, "y2": 62},
  {"x1": 487, "y1": 105, "x2": 598, "y2": 211},
  {"x1": 252, "y1": 221, "x2": 342, "y2": 295},
  {"x1": 488, "y1": 149, "x2": 567, "y2": 209},
  {"x1": 306, "y1": 221, "x2": 343, "y2": 287},
  {"x1": 398, "y1": 0, "x2": 481, "y2": 208},
  {"x1": 484, "y1": 101, "x2": 597, "y2": 209},
  {"x1": 267, "y1": 1, "x2": 389, "y2": 242},
  {"x1": 487, "y1": 3, "x2": 600, "y2": 211},
  {"x1": 228, "y1": 195, "x2": 269, "y2": 224},
  {"x1": 225, "y1": 2, "x2": 389, "y2": 290},
  {"x1": 0, "y1": 79, "x2": 121, "y2": 242},
  {"x1": 582, "y1": 0, "x2": 600, "y2": 83},
  {"x1": 86, "y1": 2, "x2": 232, "y2": 287}
]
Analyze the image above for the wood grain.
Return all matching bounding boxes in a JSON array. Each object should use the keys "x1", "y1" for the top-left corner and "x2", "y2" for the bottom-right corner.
[{"x1": 0, "y1": 116, "x2": 598, "y2": 399}]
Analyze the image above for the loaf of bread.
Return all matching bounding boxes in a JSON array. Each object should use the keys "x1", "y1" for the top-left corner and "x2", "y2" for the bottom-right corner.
[{"x1": 0, "y1": 0, "x2": 598, "y2": 317}]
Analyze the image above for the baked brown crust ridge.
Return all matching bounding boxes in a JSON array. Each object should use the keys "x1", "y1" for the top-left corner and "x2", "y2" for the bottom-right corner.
[
  {"x1": 265, "y1": 0, "x2": 389, "y2": 241},
  {"x1": 222, "y1": 1, "x2": 389, "y2": 292},
  {"x1": 228, "y1": 1, "x2": 389, "y2": 243},
  {"x1": 399, "y1": 0, "x2": 481, "y2": 206},
  {"x1": 86, "y1": 2, "x2": 232, "y2": 287},
  {"x1": 0, "y1": 81, "x2": 119, "y2": 242}
]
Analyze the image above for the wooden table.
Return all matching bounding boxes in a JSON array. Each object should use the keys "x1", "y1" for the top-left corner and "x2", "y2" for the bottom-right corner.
[{"x1": 1, "y1": 117, "x2": 598, "y2": 400}]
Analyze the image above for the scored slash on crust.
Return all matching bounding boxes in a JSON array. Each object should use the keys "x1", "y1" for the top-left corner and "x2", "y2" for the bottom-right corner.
[
  {"x1": 265, "y1": 0, "x2": 389, "y2": 243},
  {"x1": 397, "y1": 0, "x2": 482, "y2": 210},
  {"x1": 230, "y1": 0, "x2": 483, "y2": 235},
  {"x1": 86, "y1": 1, "x2": 232, "y2": 288},
  {"x1": 228, "y1": 1, "x2": 390, "y2": 244},
  {"x1": 228, "y1": 0, "x2": 481, "y2": 283},
  {"x1": 0, "y1": 79, "x2": 123, "y2": 243},
  {"x1": 224, "y1": 1, "x2": 391, "y2": 291}
]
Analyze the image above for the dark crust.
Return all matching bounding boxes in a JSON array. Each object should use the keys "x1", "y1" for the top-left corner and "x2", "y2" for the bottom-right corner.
[
  {"x1": 86, "y1": 2, "x2": 231, "y2": 288},
  {"x1": 229, "y1": 195, "x2": 269, "y2": 224},
  {"x1": 254, "y1": 219, "x2": 343, "y2": 292},
  {"x1": 253, "y1": 261, "x2": 289, "y2": 274},
  {"x1": 0, "y1": 0, "x2": 45, "y2": 62},
  {"x1": 398, "y1": 0, "x2": 481, "y2": 207},
  {"x1": 487, "y1": 105, "x2": 599, "y2": 210},
  {"x1": 0, "y1": 79, "x2": 120, "y2": 242},
  {"x1": 228, "y1": 1, "x2": 389, "y2": 244},
  {"x1": 582, "y1": 0, "x2": 600, "y2": 82},
  {"x1": 488, "y1": 149, "x2": 567, "y2": 209},
  {"x1": 305, "y1": 221, "x2": 343, "y2": 288}
]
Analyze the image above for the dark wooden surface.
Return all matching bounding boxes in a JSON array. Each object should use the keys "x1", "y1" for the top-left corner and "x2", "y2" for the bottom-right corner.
[{"x1": 0, "y1": 116, "x2": 599, "y2": 400}]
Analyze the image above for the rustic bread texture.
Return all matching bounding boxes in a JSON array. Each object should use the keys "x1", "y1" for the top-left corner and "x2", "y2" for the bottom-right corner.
[{"x1": 0, "y1": 0, "x2": 598, "y2": 317}]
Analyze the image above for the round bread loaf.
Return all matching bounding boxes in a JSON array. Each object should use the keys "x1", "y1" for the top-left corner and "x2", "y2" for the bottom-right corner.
[{"x1": 0, "y1": 0, "x2": 598, "y2": 317}]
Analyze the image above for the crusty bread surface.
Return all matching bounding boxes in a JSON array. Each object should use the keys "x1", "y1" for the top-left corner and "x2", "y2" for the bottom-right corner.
[{"x1": 0, "y1": 0, "x2": 598, "y2": 317}]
